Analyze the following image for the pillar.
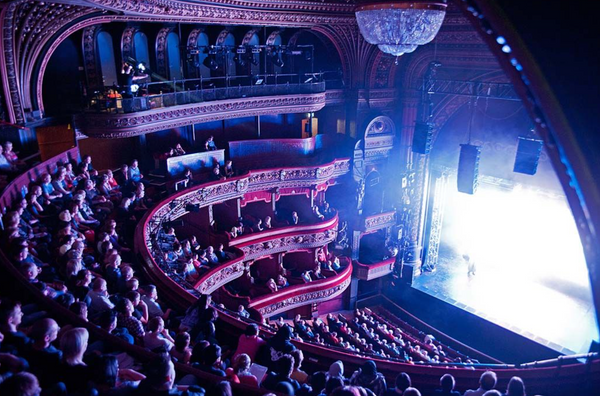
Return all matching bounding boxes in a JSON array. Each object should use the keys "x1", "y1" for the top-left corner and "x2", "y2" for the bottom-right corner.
[
  {"x1": 271, "y1": 188, "x2": 278, "y2": 213},
  {"x1": 398, "y1": 92, "x2": 427, "y2": 283},
  {"x1": 208, "y1": 204, "x2": 214, "y2": 228},
  {"x1": 236, "y1": 198, "x2": 242, "y2": 219},
  {"x1": 348, "y1": 278, "x2": 360, "y2": 310},
  {"x1": 351, "y1": 230, "x2": 361, "y2": 260}
]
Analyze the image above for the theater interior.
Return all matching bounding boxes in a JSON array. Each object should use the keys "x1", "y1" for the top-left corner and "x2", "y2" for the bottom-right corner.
[{"x1": 0, "y1": 1, "x2": 599, "y2": 395}]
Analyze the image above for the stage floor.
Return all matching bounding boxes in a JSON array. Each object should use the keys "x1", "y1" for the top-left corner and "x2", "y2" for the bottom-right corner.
[{"x1": 413, "y1": 244, "x2": 599, "y2": 356}]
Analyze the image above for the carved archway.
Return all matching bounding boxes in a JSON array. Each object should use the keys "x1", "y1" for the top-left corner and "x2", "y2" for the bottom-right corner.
[
  {"x1": 81, "y1": 25, "x2": 102, "y2": 89},
  {"x1": 121, "y1": 26, "x2": 136, "y2": 63}
]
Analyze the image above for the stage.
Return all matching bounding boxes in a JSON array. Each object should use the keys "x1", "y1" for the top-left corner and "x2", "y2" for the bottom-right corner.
[{"x1": 413, "y1": 177, "x2": 600, "y2": 356}]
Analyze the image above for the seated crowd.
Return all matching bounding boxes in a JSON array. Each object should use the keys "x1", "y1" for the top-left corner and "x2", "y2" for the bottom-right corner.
[
  {"x1": 1, "y1": 151, "x2": 530, "y2": 396},
  {"x1": 0, "y1": 141, "x2": 29, "y2": 188},
  {"x1": 251, "y1": 308, "x2": 472, "y2": 366},
  {"x1": 156, "y1": 226, "x2": 235, "y2": 283},
  {"x1": 227, "y1": 199, "x2": 334, "y2": 240}
]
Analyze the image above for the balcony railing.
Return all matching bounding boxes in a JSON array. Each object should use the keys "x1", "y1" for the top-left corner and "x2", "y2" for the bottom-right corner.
[
  {"x1": 87, "y1": 73, "x2": 332, "y2": 114},
  {"x1": 248, "y1": 263, "x2": 352, "y2": 317},
  {"x1": 353, "y1": 257, "x2": 396, "y2": 281}
]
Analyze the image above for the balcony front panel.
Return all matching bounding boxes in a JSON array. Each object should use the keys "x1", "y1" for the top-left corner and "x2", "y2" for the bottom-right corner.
[
  {"x1": 141, "y1": 158, "x2": 350, "y2": 236},
  {"x1": 363, "y1": 210, "x2": 396, "y2": 232},
  {"x1": 75, "y1": 92, "x2": 327, "y2": 138},
  {"x1": 353, "y1": 257, "x2": 396, "y2": 281},
  {"x1": 231, "y1": 214, "x2": 339, "y2": 261},
  {"x1": 248, "y1": 264, "x2": 352, "y2": 317}
]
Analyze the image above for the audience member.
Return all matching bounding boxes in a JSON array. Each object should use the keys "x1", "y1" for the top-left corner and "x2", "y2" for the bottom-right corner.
[
  {"x1": 205, "y1": 136, "x2": 217, "y2": 151},
  {"x1": 290, "y1": 349, "x2": 308, "y2": 384},
  {"x1": 226, "y1": 353, "x2": 258, "y2": 387},
  {"x1": 349, "y1": 360, "x2": 387, "y2": 396},
  {"x1": 505, "y1": 376, "x2": 526, "y2": 396},
  {"x1": 434, "y1": 374, "x2": 461, "y2": 396},
  {"x1": 263, "y1": 354, "x2": 300, "y2": 392},
  {"x1": 464, "y1": 371, "x2": 497, "y2": 396},
  {"x1": 58, "y1": 327, "x2": 92, "y2": 394},
  {"x1": 383, "y1": 372, "x2": 411, "y2": 396},
  {"x1": 0, "y1": 372, "x2": 42, "y2": 396},
  {"x1": 328, "y1": 360, "x2": 345, "y2": 381},
  {"x1": 291, "y1": 211, "x2": 299, "y2": 225},
  {"x1": 234, "y1": 324, "x2": 266, "y2": 361},
  {"x1": 171, "y1": 332, "x2": 192, "y2": 364},
  {"x1": 403, "y1": 388, "x2": 421, "y2": 396}
]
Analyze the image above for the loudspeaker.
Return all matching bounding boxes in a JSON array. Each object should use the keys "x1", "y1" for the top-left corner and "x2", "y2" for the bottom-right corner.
[
  {"x1": 457, "y1": 144, "x2": 481, "y2": 194},
  {"x1": 412, "y1": 122, "x2": 434, "y2": 154},
  {"x1": 514, "y1": 137, "x2": 543, "y2": 175}
]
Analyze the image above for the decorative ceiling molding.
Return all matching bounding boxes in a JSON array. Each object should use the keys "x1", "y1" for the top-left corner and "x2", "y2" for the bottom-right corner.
[{"x1": 78, "y1": 0, "x2": 356, "y2": 25}]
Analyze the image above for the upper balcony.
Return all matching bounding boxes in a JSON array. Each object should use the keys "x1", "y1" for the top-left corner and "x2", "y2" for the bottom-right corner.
[{"x1": 74, "y1": 73, "x2": 346, "y2": 138}]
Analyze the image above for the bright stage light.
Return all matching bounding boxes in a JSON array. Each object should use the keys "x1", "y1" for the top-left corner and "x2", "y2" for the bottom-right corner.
[
  {"x1": 435, "y1": 178, "x2": 598, "y2": 353},
  {"x1": 442, "y1": 182, "x2": 588, "y2": 287}
]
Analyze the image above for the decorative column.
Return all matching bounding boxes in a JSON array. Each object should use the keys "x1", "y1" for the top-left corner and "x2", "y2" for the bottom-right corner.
[
  {"x1": 351, "y1": 230, "x2": 361, "y2": 260},
  {"x1": 208, "y1": 204, "x2": 214, "y2": 228},
  {"x1": 398, "y1": 91, "x2": 426, "y2": 283},
  {"x1": 271, "y1": 188, "x2": 278, "y2": 213},
  {"x1": 236, "y1": 198, "x2": 242, "y2": 219}
]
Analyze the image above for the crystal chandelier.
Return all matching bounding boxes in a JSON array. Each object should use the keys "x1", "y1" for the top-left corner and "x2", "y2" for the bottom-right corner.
[{"x1": 356, "y1": 2, "x2": 447, "y2": 58}]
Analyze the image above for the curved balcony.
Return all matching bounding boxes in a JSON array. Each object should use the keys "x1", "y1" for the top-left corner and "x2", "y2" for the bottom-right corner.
[
  {"x1": 140, "y1": 157, "x2": 350, "y2": 242},
  {"x1": 362, "y1": 210, "x2": 396, "y2": 232},
  {"x1": 75, "y1": 74, "x2": 330, "y2": 138},
  {"x1": 248, "y1": 261, "x2": 352, "y2": 317},
  {"x1": 75, "y1": 92, "x2": 326, "y2": 138},
  {"x1": 138, "y1": 158, "x2": 350, "y2": 296},
  {"x1": 192, "y1": 215, "x2": 339, "y2": 295},
  {"x1": 353, "y1": 256, "x2": 396, "y2": 281},
  {"x1": 229, "y1": 214, "x2": 338, "y2": 260}
]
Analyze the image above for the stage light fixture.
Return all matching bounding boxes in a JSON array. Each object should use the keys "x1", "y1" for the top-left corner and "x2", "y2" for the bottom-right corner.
[
  {"x1": 272, "y1": 54, "x2": 284, "y2": 68},
  {"x1": 234, "y1": 52, "x2": 247, "y2": 67},
  {"x1": 203, "y1": 51, "x2": 220, "y2": 71},
  {"x1": 130, "y1": 84, "x2": 140, "y2": 93},
  {"x1": 268, "y1": 47, "x2": 285, "y2": 68}
]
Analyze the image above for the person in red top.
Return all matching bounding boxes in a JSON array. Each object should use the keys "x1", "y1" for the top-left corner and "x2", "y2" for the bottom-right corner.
[
  {"x1": 226, "y1": 353, "x2": 259, "y2": 387},
  {"x1": 233, "y1": 323, "x2": 266, "y2": 361}
]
